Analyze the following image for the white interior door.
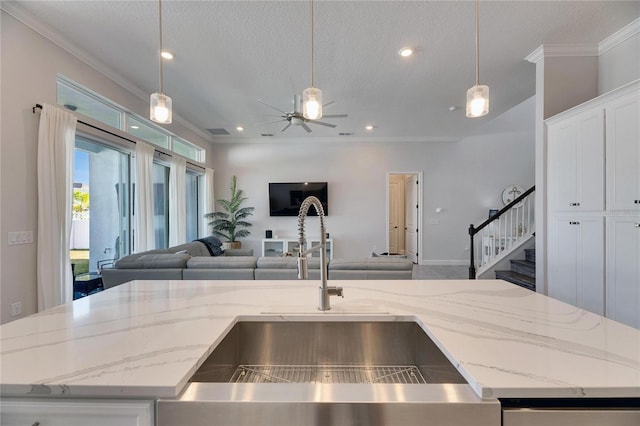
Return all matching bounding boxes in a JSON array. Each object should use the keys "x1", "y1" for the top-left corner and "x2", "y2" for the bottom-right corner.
[
  {"x1": 388, "y1": 178, "x2": 401, "y2": 255},
  {"x1": 404, "y1": 175, "x2": 418, "y2": 263}
]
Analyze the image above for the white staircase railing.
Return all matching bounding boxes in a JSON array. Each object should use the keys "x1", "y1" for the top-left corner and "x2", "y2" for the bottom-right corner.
[{"x1": 468, "y1": 186, "x2": 535, "y2": 279}]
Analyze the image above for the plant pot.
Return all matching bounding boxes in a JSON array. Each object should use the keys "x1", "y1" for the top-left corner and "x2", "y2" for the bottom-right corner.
[{"x1": 223, "y1": 241, "x2": 242, "y2": 250}]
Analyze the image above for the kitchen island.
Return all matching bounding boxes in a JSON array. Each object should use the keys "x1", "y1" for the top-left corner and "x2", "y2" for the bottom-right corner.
[{"x1": 1, "y1": 279, "x2": 639, "y2": 424}]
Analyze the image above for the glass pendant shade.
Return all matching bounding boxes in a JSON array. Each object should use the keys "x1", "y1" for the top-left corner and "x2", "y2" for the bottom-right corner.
[
  {"x1": 150, "y1": 92, "x2": 172, "y2": 124},
  {"x1": 302, "y1": 86, "x2": 323, "y2": 120},
  {"x1": 466, "y1": 84, "x2": 489, "y2": 118}
]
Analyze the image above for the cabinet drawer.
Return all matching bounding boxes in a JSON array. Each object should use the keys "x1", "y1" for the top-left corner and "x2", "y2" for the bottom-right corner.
[{"x1": 0, "y1": 398, "x2": 154, "y2": 426}]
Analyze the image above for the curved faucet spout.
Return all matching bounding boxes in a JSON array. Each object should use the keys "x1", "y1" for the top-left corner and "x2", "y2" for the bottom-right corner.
[{"x1": 297, "y1": 196, "x2": 343, "y2": 311}]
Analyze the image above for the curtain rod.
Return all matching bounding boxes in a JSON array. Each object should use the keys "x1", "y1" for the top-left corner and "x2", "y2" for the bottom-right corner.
[{"x1": 33, "y1": 103, "x2": 204, "y2": 170}]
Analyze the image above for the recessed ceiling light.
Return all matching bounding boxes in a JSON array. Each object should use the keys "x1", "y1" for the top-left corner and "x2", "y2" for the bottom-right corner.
[
  {"x1": 236, "y1": 126, "x2": 244, "y2": 131},
  {"x1": 398, "y1": 47, "x2": 413, "y2": 57},
  {"x1": 130, "y1": 125, "x2": 140, "y2": 129},
  {"x1": 365, "y1": 125, "x2": 374, "y2": 131},
  {"x1": 161, "y1": 51, "x2": 174, "y2": 60}
]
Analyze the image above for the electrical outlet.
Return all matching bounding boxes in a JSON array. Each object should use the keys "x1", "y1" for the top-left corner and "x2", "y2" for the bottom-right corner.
[{"x1": 10, "y1": 301, "x2": 22, "y2": 317}]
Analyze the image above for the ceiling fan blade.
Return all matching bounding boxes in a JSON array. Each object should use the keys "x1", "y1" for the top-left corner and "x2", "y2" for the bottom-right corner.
[
  {"x1": 258, "y1": 119, "x2": 286, "y2": 125},
  {"x1": 281, "y1": 123, "x2": 292, "y2": 132},
  {"x1": 323, "y1": 100, "x2": 336, "y2": 108},
  {"x1": 308, "y1": 120, "x2": 337, "y2": 128},
  {"x1": 257, "y1": 99, "x2": 288, "y2": 115},
  {"x1": 301, "y1": 122, "x2": 312, "y2": 133},
  {"x1": 322, "y1": 114, "x2": 348, "y2": 118}
]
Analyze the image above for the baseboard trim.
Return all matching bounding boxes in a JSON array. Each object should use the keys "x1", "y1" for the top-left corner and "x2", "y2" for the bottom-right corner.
[{"x1": 419, "y1": 260, "x2": 468, "y2": 266}]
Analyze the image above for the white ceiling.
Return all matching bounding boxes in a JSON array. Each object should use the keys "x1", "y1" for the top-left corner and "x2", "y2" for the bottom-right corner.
[{"x1": 5, "y1": 1, "x2": 640, "y2": 143}]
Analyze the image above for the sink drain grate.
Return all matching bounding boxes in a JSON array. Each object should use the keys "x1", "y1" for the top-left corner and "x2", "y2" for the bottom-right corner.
[{"x1": 230, "y1": 365, "x2": 427, "y2": 384}]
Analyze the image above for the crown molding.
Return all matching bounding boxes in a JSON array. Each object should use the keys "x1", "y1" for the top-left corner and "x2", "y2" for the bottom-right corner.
[
  {"x1": 210, "y1": 136, "x2": 458, "y2": 144},
  {"x1": 1, "y1": 3, "x2": 214, "y2": 144},
  {"x1": 525, "y1": 43, "x2": 599, "y2": 64},
  {"x1": 599, "y1": 17, "x2": 640, "y2": 55}
]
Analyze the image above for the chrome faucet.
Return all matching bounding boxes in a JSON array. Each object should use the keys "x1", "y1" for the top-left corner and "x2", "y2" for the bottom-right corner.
[{"x1": 297, "y1": 196, "x2": 343, "y2": 311}]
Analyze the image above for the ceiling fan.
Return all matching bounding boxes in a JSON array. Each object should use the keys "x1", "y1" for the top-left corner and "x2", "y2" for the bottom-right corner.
[{"x1": 257, "y1": 95, "x2": 347, "y2": 133}]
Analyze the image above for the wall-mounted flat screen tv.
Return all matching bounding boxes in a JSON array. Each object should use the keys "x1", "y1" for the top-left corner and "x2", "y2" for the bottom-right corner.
[{"x1": 269, "y1": 182, "x2": 328, "y2": 216}]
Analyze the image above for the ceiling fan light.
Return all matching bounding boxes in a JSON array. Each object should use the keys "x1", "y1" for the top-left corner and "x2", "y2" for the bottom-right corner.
[
  {"x1": 302, "y1": 86, "x2": 323, "y2": 120},
  {"x1": 150, "y1": 92, "x2": 172, "y2": 124},
  {"x1": 466, "y1": 84, "x2": 489, "y2": 118}
]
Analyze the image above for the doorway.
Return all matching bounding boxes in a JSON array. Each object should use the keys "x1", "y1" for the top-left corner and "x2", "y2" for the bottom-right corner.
[{"x1": 386, "y1": 172, "x2": 423, "y2": 264}]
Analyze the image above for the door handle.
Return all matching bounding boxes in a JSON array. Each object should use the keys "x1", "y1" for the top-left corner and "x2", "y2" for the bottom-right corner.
[
  {"x1": 569, "y1": 202, "x2": 581, "y2": 206},
  {"x1": 634, "y1": 223, "x2": 640, "y2": 228},
  {"x1": 569, "y1": 221, "x2": 580, "y2": 225}
]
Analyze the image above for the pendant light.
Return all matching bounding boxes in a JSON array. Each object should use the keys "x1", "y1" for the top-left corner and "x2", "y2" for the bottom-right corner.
[
  {"x1": 150, "y1": 0, "x2": 172, "y2": 124},
  {"x1": 466, "y1": 0, "x2": 489, "y2": 118},
  {"x1": 302, "y1": 0, "x2": 322, "y2": 120}
]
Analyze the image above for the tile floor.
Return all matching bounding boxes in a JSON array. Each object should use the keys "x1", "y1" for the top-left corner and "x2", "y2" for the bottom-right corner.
[{"x1": 412, "y1": 264, "x2": 469, "y2": 280}]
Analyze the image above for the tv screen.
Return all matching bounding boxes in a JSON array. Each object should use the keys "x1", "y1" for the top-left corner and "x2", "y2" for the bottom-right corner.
[{"x1": 269, "y1": 182, "x2": 328, "y2": 216}]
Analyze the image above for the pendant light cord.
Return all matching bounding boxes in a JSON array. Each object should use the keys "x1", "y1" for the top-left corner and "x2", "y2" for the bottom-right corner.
[
  {"x1": 310, "y1": 0, "x2": 315, "y2": 88},
  {"x1": 475, "y1": 0, "x2": 479, "y2": 86},
  {"x1": 158, "y1": 0, "x2": 164, "y2": 94}
]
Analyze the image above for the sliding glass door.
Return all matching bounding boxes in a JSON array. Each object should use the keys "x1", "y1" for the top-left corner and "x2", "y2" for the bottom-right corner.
[{"x1": 71, "y1": 137, "x2": 130, "y2": 276}]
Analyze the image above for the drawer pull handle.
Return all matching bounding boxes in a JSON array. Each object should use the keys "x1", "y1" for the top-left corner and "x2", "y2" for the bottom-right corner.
[
  {"x1": 569, "y1": 221, "x2": 580, "y2": 225},
  {"x1": 569, "y1": 202, "x2": 581, "y2": 207},
  {"x1": 635, "y1": 200, "x2": 640, "y2": 204},
  {"x1": 635, "y1": 223, "x2": 640, "y2": 228}
]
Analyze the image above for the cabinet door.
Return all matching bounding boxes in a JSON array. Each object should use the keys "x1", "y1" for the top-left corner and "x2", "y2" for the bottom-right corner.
[
  {"x1": 548, "y1": 216, "x2": 605, "y2": 315},
  {"x1": 0, "y1": 399, "x2": 154, "y2": 426},
  {"x1": 548, "y1": 109, "x2": 604, "y2": 212},
  {"x1": 606, "y1": 216, "x2": 640, "y2": 328},
  {"x1": 606, "y1": 93, "x2": 640, "y2": 211},
  {"x1": 263, "y1": 239, "x2": 285, "y2": 257}
]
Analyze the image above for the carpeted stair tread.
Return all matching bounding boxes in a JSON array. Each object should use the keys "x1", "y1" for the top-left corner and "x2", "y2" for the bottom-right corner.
[
  {"x1": 510, "y1": 259, "x2": 536, "y2": 278},
  {"x1": 495, "y1": 270, "x2": 536, "y2": 291}
]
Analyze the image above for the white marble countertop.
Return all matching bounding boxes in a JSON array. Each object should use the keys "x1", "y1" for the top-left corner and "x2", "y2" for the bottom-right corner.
[{"x1": 1, "y1": 279, "x2": 638, "y2": 399}]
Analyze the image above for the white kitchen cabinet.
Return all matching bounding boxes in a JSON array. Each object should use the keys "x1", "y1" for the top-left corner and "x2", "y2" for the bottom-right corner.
[
  {"x1": 547, "y1": 108, "x2": 604, "y2": 213},
  {"x1": 262, "y1": 238, "x2": 333, "y2": 259},
  {"x1": 606, "y1": 91, "x2": 640, "y2": 212},
  {"x1": 606, "y1": 216, "x2": 640, "y2": 329},
  {"x1": 0, "y1": 398, "x2": 154, "y2": 426},
  {"x1": 548, "y1": 216, "x2": 605, "y2": 316}
]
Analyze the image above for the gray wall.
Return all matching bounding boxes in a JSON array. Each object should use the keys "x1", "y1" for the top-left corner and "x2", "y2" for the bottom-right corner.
[
  {"x1": 210, "y1": 97, "x2": 536, "y2": 264},
  {"x1": 0, "y1": 12, "x2": 213, "y2": 323}
]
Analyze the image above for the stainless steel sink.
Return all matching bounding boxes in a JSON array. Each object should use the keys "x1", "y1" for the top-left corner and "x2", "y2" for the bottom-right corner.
[
  {"x1": 190, "y1": 320, "x2": 466, "y2": 384},
  {"x1": 157, "y1": 318, "x2": 500, "y2": 426}
]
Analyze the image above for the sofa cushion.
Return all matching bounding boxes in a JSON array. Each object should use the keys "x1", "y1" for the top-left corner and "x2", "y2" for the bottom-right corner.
[
  {"x1": 257, "y1": 257, "x2": 321, "y2": 269},
  {"x1": 187, "y1": 256, "x2": 257, "y2": 269},
  {"x1": 183, "y1": 269, "x2": 255, "y2": 280},
  {"x1": 328, "y1": 257, "x2": 413, "y2": 271},
  {"x1": 114, "y1": 253, "x2": 191, "y2": 269}
]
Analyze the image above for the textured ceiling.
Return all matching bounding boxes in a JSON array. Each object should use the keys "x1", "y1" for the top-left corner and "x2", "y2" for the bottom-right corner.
[{"x1": 4, "y1": 1, "x2": 640, "y2": 143}]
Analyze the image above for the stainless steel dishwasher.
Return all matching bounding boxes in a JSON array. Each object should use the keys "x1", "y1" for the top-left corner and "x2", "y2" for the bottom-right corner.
[{"x1": 501, "y1": 398, "x2": 640, "y2": 426}]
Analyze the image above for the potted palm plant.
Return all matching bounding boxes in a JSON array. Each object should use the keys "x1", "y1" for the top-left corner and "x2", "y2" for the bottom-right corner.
[{"x1": 205, "y1": 176, "x2": 254, "y2": 249}]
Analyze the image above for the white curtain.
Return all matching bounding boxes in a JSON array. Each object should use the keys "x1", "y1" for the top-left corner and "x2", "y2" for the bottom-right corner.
[
  {"x1": 134, "y1": 141, "x2": 155, "y2": 252},
  {"x1": 201, "y1": 168, "x2": 215, "y2": 237},
  {"x1": 169, "y1": 156, "x2": 187, "y2": 246},
  {"x1": 37, "y1": 104, "x2": 77, "y2": 311}
]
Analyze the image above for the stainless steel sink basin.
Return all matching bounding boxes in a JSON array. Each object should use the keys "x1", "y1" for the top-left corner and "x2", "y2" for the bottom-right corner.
[
  {"x1": 158, "y1": 318, "x2": 500, "y2": 426},
  {"x1": 190, "y1": 320, "x2": 466, "y2": 384}
]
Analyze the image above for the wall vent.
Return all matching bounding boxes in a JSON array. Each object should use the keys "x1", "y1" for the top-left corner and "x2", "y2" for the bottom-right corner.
[
  {"x1": 207, "y1": 128, "x2": 231, "y2": 135},
  {"x1": 261, "y1": 133, "x2": 274, "y2": 137},
  {"x1": 338, "y1": 132, "x2": 353, "y2": 136}
]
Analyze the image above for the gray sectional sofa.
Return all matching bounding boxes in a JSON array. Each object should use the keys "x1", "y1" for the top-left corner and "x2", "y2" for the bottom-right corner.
[{"x1": 101, "y1": 241, "x2": 414, "y2": 289}]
